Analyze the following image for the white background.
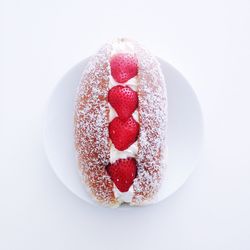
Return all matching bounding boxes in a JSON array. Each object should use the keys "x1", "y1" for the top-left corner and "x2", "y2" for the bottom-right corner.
[{"x1": 1, "y1": 0, "x2": 250, "y2": 249}]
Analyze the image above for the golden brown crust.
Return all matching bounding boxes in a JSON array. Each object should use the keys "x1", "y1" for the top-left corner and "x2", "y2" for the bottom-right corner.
[
  {"x1": 131, "y1": 42, "x2": 168, "y2": 205},
  {"x1": 74, "y1": 45, "x2": 119, "y2": 207},
  {"x1": 74, "y1": 39, "x2": 167, "y2": 207}
]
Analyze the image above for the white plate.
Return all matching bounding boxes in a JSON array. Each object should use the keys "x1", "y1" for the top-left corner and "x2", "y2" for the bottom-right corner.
[{"x1": 43, "y1": 58, "x2": 204, "y2": 206}]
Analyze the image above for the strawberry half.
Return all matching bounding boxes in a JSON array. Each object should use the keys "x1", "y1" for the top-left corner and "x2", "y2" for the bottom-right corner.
[
  {"x1": 110, "y1": 53, "x2": 138, "y2": 83},
  {"x1": 106, "y1": 158, "x2": 137, "y2": 192},
  {"x1": 109, "y1": 117, "x2": 139, "y2": 151},
  {"x1": 108, "y1": 85, "x2": 138, "y2": 121}
]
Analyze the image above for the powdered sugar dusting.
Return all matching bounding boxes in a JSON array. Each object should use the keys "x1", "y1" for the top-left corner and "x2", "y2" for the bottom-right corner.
[
  {"x1": 74, "y1": 44, "x2": 119, "y2": 207},
  {"x1": 132, "y1": 42, "x2": 168, "y2": 205},
  {"x1": 74, "y1": 38, "x2": 167, "y2": 207}
]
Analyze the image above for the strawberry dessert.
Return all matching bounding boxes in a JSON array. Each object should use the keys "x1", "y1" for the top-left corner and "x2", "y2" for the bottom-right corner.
[
  {"x1": 74, "y1": 38, "x2": 167, "y2": 207},
  {"x1": 108, "y1": 51, "x2": 140, "y2": 203}
]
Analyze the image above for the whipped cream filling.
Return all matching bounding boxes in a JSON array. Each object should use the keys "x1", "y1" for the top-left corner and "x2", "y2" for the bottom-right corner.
[
  {"x1": 109, "y1": 39, "x2": 138, "y2": 203},
  {"x1": 110, "y1": 142, "x2": 138, "y2": 164},
  {"x1": 113, "y1": 185, "x2": 134, "y2": 203},
  {"x1": 109, "y1": 76, "x2": 138, "y2": 91},
  {"x1": 110, "y1": 38, "x2": 135, "y2": 56},
  {"x1": 109, "y1": 104, "x2": 139, "y2": 122}
]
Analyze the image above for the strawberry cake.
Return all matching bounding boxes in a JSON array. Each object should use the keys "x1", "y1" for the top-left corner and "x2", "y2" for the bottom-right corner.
[{"x1": 74, "y1": 38, "x2": 167, "y2": 207}]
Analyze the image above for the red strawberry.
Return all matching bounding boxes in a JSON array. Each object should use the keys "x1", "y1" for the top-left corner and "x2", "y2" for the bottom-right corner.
[
  {"x1": 106, "y1": 158, "x2": 137, "y2": 192},
  {"x1": 110, "y1": 53, "x2": 138, "y2": 83},
  {"x1": 108, "y1": 85, "x2": 138, "y2": 121},
  {"x1": 109, "y1": 117, "x2": 139, "y2": 151}
]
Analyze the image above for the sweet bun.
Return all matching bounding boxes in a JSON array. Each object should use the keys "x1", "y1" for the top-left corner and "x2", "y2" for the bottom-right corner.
[{"x1": 74, "y1": 38, "x2": 167, "y2": 207}]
